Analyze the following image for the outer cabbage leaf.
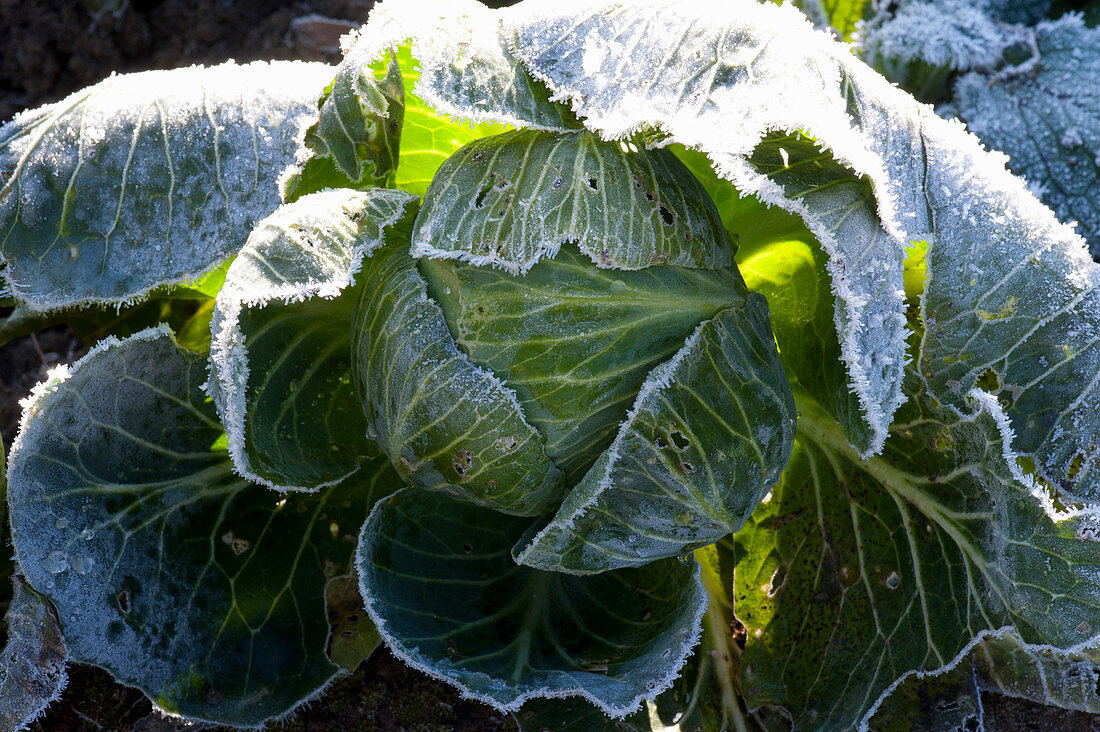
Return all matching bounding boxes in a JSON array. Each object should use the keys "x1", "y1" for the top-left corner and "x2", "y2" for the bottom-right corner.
[
  {"x1": 857, "y1": 0, "x2": 1022, "y2": 89},
  {"x1": 7, "y1": 328, "x2": 400, "y2": 726},
  {"x1": 356, "y1": 488, "x2": 707, "y2": 716},
  {"x1": 208, "y1": 187, "x2": 416, "y2": 491},
  {"x1": 733, "y1": 375, "x2": 1100, "y2": 729},
  {"x1": 347, "y1": 0, "x2": 579, "y2": 133},
  {"x1": 0, "y1": 577, "x2": 68, "y2": 731},
  {"x1": 952, "y1": 15, "x2": 1100, "y2": 260},
  {"x1": 0, "y1": 61, "x2": 332, "y2": 311}
]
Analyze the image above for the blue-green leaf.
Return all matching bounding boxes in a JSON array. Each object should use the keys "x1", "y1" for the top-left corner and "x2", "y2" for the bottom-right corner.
[
  {"x1": 952, "y1": 15, "x2": 1100, "y2": 260},
  {"x1": 7, "y1": 328, "x2": 401, "y2": 726},
  {"x1": 0, "y1": 61, "x2": 331, "y2": 311}
]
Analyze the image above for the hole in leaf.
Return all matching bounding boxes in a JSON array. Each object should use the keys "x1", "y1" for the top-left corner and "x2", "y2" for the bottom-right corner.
[
  {"x1": 586, "y1": 177, "x2": 599, "y2": 191},
  {"x1": 644, "y1": 191, "x2": 656, "y2": 203},
  {"x1": 117, "y1": 591, "x2": 131, "y2": 613},
  {"x1": 474, "y1": 180, "x2": 493, "y2": 210},
  {"x1": 679, "y1": 460, "x2": 696, "y2": 474},
  {"x1": 453, "y1": 449, "x2": 473, "y2": 481},
  {"x1": 462, "y1": 543, "x2": 473, "y2": 553},
  {"x1": 658, "y1": 204, "x2": 676, "y2": 227},
  {"x1": 551, "y1": 176, "x2": 564, "y2": 189},
  {"x1": 670, "y1": 430, "x2": 690, "y2": 450},
  {"x1": 976, "y1": 367, "x2": 1001, "y2": 393}
]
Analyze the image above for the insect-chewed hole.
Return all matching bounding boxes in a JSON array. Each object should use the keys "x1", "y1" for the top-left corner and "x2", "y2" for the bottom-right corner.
[
  {"x1": 643, "y1": 190, "x2": 656, "y2": 203},
  {"x1": 976, "y1": 367, "x2": 1001, "y2": 393},
  {"x1": 462, "y1": 543, "x2": 473, "y2": 553},
  {"x1": 670, "y1": 430, "x2": 690, "y2": 450},
  {"x1": 117, "y1": 590, "x2": 131, "y2": 613},
  {"x1": 586, "y1": 176, "x2": 599, "y2": 191},
  {"x1": 474, "y1": 179, "x2": 493, "y2": 209},
  {"x1": 453, "y1": 449, "x2": 473, "y2": 481},
  {"x1": 658, "y1": 204, "x2": 676, "y2": 227}
]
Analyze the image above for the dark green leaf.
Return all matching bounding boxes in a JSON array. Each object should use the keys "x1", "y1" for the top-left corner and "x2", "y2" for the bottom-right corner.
[
  {"x1": 735, "y1": 375, "x2": 1100, "y2": 729},
  {"x1": 357, "y1": 488, "x2": 707, "y2": 715}
]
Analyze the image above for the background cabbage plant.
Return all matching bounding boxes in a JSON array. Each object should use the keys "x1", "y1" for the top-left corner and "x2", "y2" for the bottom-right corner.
[{"x1": 3, "y1": 0, "x2": 1100, "y2": 729}]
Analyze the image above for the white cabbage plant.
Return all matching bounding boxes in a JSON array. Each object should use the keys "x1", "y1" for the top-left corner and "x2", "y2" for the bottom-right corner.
[{"x1": 3, "y1": 0, "x2": 1100, "y2": 729}]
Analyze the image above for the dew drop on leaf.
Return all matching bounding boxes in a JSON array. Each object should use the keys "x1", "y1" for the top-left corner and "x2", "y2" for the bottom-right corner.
[{"x1": 43, "y1": 551, "x2": 69, "y2": 574}]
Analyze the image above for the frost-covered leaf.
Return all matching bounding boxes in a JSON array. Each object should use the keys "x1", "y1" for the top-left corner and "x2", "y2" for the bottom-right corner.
[
  {"x1": 356, "y1": 488, "x2": 706, "y2": 716},
  {"x1": 353, "y1": 239, "x2": 563, "y2": 516},
  {"x1": 0, "y1": 61, "x2": 332, "y2": 311},
  {"x1": 282, "y1": 49, "x2": 403, "y2": 202},
  {"x1": 734, "y1": 373, "x2": 1100, "y2": 729},
  {"x1": 411, "y1": 128, "x2": 733, "y2": 273},
  {"x1": 440, "y1": 0, "x2": 1100, "y2": 493},
  {"x1": 971, "y1": 633, "x2": 1100, "y2": 713},
  {"x1": 858, "y1": 0, "x2": 1022, "y2": 77},
  {"x1": 516, "y1": 297, "x2": 795, "y2": 574},
  {"x1": 866, "y1": 663, "x2": 984, "y2": 731},
  {"x1": 952, "y1": 15, "x2": 1100, "y2": 260},
  {"x1": 0, "y1": 577, "x2": 68, "y2": 732},
  {"x1": 209, "y1": 188, "x2": 417, "y2": 491},
  {"x1": 388, "y1": 44, "x2": 511, "y2": 198},
  {"x1": 7, "y1": 329, "x2": 401, "y2": 726},
  {"x1": 349, "y1": 0, "x2": 579, "y2": 132},
  {"x1": 421, "y1": 243, "x2": 745, "y2": 483}
]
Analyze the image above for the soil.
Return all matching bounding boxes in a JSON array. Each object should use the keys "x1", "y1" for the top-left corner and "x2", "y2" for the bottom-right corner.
[{"x1": 1, "y1": 1, "x2": 1098, "y2": 730}]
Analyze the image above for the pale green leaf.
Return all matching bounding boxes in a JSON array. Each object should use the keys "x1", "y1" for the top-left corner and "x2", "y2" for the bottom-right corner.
[
  {"x1": 7, "y1": 329, "x2": 401, "y2": 726},
  {"x1": 282, "y1": 49, "x2": 403, "y2": 202},
  {"x1": 411, "y1": 129, "x2": 733, "y2": 273},
  {"x1": 516, "y1": 297, "x2": 795, "y2": 574},
  {"x1": 209, "y1": 187, "x2": 417, "y2": 491},
  {"x1": 356, "y1": 488, "x2": 707, "y2": 716},
  {"x1": 0, "y1": 61, "x2": 332, "y2": 311},
  {"x1": 353, "y1": 239, "x2": 563, "y2": 516}
]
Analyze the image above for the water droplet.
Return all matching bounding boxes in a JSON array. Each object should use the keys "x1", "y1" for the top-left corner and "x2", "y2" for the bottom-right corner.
[
  {"x1": 80, "y1": 528, "x2": 95, "y2": 541},
  {"x1": 885, "y1": 571, "x2": 901, "y2": 590},
  {"x1": 55, "y1": 517, "x2": 69, "y2": 530},
  {"x1": 43, "y1": 551, "x2": 69, "y2": 574},
  {"x1": 70, "y1": 555, "x2": 95, "y2": 575}
]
